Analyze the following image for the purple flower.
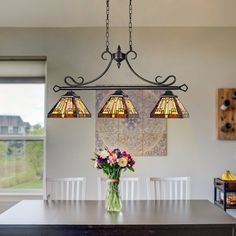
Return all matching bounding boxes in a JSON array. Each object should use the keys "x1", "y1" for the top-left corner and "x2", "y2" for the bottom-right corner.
[
  {"x1": 97, "y1": 157, "x2": 107, "y2": 163},
  {"x1": 114, "y1": 148, "x2": 121, "y2": 156}
]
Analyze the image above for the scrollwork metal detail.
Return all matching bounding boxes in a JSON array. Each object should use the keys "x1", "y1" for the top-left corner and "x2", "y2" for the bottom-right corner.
[
  {"x1": 52, "y1": 0, "x2": 188, "y2": 94},
  {"x1": 64, "y1": 76, "x2": 85, "y2": 86},
  {"x1": 125, "y1": 50, "x2": 179, "y2": 88},
  {"x1": 61, "y1": 50, "x2": 113, "y2": 88},
  {"x1": 53, "y1": 47, "x2": 188, "y2": 93},
  {"x1": 155, "y1": 75, "x2": 176, "y2": 86}
]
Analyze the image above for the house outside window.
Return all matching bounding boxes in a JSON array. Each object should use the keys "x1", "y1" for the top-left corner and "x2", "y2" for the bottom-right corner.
[{"x1": 8, "y1": 126, "x2": 13, "y2": 134}]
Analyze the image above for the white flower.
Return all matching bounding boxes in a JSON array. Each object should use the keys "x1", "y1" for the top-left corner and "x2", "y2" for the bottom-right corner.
[
  {"x1": 118, "y1": 157, "x2": 128, "y2": 167},
  {"x1": 99, "y1": 150, "x2": 109, "y2": 159},
  {"x1": 94, "y1": 161, "x2": 98, "y2": 168}
]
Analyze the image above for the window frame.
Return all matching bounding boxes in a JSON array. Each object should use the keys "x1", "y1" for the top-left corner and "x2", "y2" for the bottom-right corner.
[{"x1": 0, "y1": 57, "x2": 46, "y2": 196}]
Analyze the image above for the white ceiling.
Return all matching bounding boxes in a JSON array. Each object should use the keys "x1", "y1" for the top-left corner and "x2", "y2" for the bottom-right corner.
[{"x1": 0, "y1": 0, "x2": 236, "y2": 27}]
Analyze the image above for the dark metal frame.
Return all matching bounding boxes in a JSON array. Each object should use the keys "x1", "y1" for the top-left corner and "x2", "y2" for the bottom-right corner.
[
  {"x1": 52, "y1": 0, "x2": 188, "y2": 94},
  {"x1": 214, "y1": 178, "x2": 236, "y2": 211}
]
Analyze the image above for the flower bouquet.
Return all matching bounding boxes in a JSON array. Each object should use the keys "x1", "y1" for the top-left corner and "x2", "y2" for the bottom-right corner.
[{"x1": 92, "y1": 147, "x2": 135, "y2": 212}]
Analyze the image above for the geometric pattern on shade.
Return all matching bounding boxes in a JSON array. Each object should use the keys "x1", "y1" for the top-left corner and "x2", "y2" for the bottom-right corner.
[
  {"x1": 150, "y1": 91, "x2": 189, "y2": 119},
  {"x1": 98, "y1": 90, "x2": 139, "y2": 118},
  {"x1": 47, "y1": 91, "x2": 91, "y2": 118}
]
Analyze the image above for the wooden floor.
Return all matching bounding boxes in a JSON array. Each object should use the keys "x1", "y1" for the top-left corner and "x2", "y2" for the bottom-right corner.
[{"x1": 0, "y1": 202, "x2": 17, "y2": 214}]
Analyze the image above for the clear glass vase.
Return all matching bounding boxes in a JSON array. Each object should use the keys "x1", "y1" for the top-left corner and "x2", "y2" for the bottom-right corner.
[{"x1": 105, "y1": 179, "x2": 122, "y2": 212}]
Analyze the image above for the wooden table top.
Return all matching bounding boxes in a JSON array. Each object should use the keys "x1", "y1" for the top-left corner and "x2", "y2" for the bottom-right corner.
[
  {"x1": 0, "y1": 200, "x2": 235, "y2": 226},
  {"x1": 0, "y1": 202, "x2": 17, "y2": 215}
]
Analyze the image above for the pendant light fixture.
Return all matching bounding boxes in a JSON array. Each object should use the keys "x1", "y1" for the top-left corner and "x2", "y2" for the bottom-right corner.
[
  {"x1": 150, "y1": 91, "x2": 189, "y2": 118},
  {"x1": 98, "y1": 90, "x2": 138, "y2": 118},
  {"x1": 48, "y1": 91, "x2": 91, "y2": 118},
  {"x1": 48, "y1": 0, "x2": 189, "y2": 119}
]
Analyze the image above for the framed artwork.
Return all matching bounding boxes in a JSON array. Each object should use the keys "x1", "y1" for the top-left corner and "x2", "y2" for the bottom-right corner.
[{"x1": 96, "y1": 90, "x2": 167, "y2": 156}]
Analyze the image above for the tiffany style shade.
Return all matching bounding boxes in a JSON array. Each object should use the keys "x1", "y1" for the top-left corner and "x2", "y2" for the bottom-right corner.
[
  {"x1": 47, "y1": 91, "x2": 91, "y2": 118},
  {"x1": 150, "y1": 91, "x2": 189, "y2": 118},
  {"x1": 98, "y1": 90, "x2": 139, "y2": 118}
]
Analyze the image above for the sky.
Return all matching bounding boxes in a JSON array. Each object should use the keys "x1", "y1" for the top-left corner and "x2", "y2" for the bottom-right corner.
[{"x1": 0, "y1": 84, "x2": 45, "y2": 126}]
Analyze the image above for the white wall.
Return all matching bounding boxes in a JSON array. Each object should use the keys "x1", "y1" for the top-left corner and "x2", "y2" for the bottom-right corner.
[{"x1": 0, "y1": 27, "x2": 236, "y2": 202}]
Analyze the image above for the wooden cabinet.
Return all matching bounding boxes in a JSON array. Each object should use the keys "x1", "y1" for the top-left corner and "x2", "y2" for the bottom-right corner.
[{"x1": 214, "y1": 178, "x2": 236, "y2": 211}]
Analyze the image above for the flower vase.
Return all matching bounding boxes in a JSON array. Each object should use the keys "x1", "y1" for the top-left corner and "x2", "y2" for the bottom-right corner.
[{"x1": 105, "y1": 179, "x2": 122, "y2": 212}]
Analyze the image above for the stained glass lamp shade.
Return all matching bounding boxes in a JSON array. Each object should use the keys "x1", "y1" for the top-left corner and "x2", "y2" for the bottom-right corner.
[
  {"x1": 98, "y1": 90, "x2": 139, "y2": 118},
  {"x1": 47, "y1": 91, "x2": 91, "y2": 118},
  {"x1": 150, "y1": 91, "x2": 189, "y2": 118}
]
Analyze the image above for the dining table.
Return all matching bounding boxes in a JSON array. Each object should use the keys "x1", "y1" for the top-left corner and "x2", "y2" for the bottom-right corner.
[{"x1": 0, "y1": 200, "x2": 235, "y2": 236}]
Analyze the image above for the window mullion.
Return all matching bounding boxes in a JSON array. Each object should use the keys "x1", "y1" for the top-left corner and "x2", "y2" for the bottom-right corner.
[{"x1": 0, "y1": 135, "x2": 45, "y2": 141}]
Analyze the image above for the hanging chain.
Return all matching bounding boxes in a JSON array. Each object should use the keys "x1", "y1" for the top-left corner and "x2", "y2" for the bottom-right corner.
[
  {"x1": 129, "y1": 0, "x2": 133, "y2": 50},
  {"x1": 105, "y1": 0, "x2": 133, "y2": 51},
  {"x1": 105, "y1": 0, "x2": 110, "y2": 51}
]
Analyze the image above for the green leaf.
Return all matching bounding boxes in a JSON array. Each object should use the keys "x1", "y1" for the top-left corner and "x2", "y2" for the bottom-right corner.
[{"x1": 127, "y1": 166, "x2": 135, "y2": 172}]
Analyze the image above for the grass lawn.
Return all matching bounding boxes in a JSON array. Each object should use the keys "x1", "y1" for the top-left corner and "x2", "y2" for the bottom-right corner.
[{"x1": 13, "y1": 179, "x2": 42, "y2": 189}]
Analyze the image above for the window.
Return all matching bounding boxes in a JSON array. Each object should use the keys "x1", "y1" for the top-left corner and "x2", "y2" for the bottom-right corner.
[
  {"x1": 0, "y1": 58, "x2": 45, "y2": 194},
  {"x1": 8, "y1": 126, "x2": 13, "y2": 134}
]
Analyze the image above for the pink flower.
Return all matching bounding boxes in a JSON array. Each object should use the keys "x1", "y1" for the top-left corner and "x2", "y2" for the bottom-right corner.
[{"x1": 107, "y1": 154, "x2": 117, "y2": 165}]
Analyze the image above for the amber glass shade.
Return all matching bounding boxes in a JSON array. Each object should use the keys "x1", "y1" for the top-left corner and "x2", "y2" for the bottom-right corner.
[
  {"x1": 98, "y1": 90, "x2": 139, "y2": 118},
  {"x1": 150, "y1": 91, "x2": 189, "y2": 118},
  {"x1": 48, "y1": 91, "x2": 91, "y2": 118}
]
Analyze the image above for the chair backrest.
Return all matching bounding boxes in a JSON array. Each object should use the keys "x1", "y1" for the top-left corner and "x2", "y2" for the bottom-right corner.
[
  {"x1": 146, "y1": 177, "x2": 190, "y2": 200},
  {"x1": 97, "y1": 177, "x2": 140, "y2": 200},
  {"x1": 45, "y1": 177, "x2": 86, "y2": 200}
]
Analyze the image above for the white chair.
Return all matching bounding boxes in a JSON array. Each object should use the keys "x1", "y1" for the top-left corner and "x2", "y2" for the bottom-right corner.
[
  {"x1": 97, "y1": 177, "x2": 140, "y2": 200},
  {"x1": 146, "y1": 177, "x2": 190, "y2": 200},
  {"x1": 45, "y1": 177, "x2": 86, "y2": 200}
]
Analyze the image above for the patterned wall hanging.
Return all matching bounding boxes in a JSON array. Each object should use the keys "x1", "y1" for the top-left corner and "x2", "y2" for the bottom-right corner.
[{"x1": 96, "y1": 90, "x2": 167, "y2": 156}]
